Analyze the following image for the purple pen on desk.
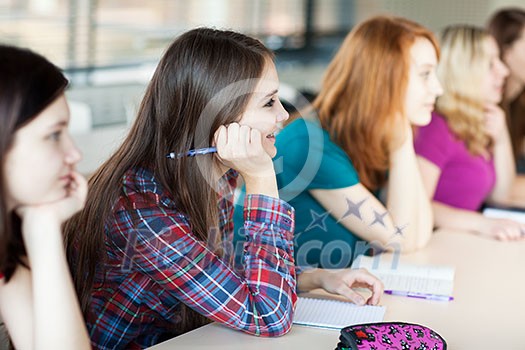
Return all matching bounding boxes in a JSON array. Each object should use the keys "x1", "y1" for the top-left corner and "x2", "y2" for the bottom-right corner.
[
  {"x1": 384, "y1": 290, "x2": 454, "y2": 302},
  {"x1": 166, "y1": 147, "x2": 217, "y2": 159}
]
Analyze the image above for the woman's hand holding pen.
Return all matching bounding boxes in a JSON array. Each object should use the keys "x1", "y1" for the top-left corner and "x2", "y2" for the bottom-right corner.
[
  {"x1": 214, "y1": 123, "x2": 279, "y2": 198},
  {"x1": 214, "y1": 123, "x2": 274, "y2": 176}
]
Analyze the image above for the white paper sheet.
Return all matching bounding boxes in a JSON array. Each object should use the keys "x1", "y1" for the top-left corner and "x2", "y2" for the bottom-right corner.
[
  {"x1": 483, "y1": 207, "x2": 525, "y2": 224},
  {"x1": 293, "y1": 297, "x2": 386, "y2": 330},
  {"x1": 351, "y1": 255, "x2": 455, "y2": 296}
]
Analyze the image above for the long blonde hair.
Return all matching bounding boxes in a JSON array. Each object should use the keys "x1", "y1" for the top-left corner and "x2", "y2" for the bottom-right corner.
[
  {"x1": 313, "y1": 16, "x2": 439, "y2": 190},
  {"x1": 436, "y1": 26, "x2": 492, "y2": 156}
]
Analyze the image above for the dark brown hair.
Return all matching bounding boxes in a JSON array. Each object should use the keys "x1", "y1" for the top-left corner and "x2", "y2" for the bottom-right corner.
[
  {"x1": 64, "y1": 28, "x2": 273, "y2": 333},
  {"x1": 0, "y1": 45, "x2": 67, "y2": 282},
  {"x1": 488, "y1": 8, "x2": 525, "y2": 50},
  {"x1": 488, "y1": 8, "x2": 525, "y2": 160}
]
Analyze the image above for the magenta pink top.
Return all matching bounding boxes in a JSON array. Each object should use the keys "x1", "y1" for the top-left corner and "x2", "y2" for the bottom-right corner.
[{"x1": 414, "y1": 112, "x2": 496, "y2": 211}]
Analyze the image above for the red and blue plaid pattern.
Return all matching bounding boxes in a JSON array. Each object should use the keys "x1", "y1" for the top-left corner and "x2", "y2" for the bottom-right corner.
[{"x1": 85, "y1": 167, "x2": 296, "y2": 349}]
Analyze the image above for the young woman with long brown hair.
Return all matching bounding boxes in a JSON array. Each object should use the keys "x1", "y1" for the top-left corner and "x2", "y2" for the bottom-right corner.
[
  {"x1": 274, "y1": 16, "x2": 441, "y2": 268},
  {"x1": 415, "y1": 25, "x2": 525, "y2": 240},
  {"x1": 0, "y1": 45, "x2": 90, "y2": 349},
  {"x1": 488, "y1": 8, "x2": 525, "y2": 172},
  {"x1": 65, "y1": 28, "x2": 382, "y2": 349}
]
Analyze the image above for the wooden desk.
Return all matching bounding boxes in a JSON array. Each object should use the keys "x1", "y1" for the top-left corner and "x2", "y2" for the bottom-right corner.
[{"x1": 149, "y1": 229, "x2": 525, "y2": 349}]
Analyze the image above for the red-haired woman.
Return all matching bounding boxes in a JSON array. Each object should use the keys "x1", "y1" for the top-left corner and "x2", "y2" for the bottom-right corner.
[{"x1": 275, "y1": 16, "x2": 442, "y2": 268}]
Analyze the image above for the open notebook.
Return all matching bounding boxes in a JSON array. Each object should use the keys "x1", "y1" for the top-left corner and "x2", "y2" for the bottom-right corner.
[
  {"x1": 293, "y1": 296, "x2": 386, "y2": 330},
  {"x1": 351, "y1": 255, "x2": 455, "y2": 300}
]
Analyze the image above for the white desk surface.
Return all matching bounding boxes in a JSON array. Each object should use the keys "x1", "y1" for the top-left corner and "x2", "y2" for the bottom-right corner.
[{"x1": 149, "y1": 229, "x2": 525, "y2": 349}]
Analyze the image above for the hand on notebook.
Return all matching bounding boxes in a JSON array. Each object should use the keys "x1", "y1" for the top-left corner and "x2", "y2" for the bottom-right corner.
[{"x1": 297, "y1": 268, "x2": 384, "y2": 306}]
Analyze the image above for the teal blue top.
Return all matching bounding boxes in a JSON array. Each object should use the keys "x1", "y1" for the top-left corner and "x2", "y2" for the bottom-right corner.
[
  {"x1": 274, "y1": 118, "x2": 362, "y2": 268},
  {"x1": 233, "y1": 118, "x2": 366, "y2": 269}
]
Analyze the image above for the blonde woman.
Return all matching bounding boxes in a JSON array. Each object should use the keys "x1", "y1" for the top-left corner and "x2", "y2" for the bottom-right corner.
[{"x1": 415, "y1": 25, "x2": 525, "y2": 240}]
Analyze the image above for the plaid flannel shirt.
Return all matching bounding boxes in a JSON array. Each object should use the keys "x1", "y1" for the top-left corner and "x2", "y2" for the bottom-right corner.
[{"x1": 86, "y1": 167, "x2": 296, "y2": 349}]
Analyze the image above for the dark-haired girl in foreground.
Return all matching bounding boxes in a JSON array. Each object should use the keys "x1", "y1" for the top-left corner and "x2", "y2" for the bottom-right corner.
[
  {"x1": 0, "y1": 45, "x2": 90, "y2": 349},
  {"x1": 66, "y1": 28, "x2": 382, "y2": 349}
]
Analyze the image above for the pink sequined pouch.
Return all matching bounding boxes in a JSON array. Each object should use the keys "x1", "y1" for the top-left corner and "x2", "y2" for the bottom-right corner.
[{"x1": 335, "y1": 322, "x2": 447, "y2": 350}]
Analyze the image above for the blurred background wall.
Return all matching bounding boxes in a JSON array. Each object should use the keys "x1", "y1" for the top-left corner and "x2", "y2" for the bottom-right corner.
[{"x1": 0, "y1": 0, "x2": 523, "y2": 174}]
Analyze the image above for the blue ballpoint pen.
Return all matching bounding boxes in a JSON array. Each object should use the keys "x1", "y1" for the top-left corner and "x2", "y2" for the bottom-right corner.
[
  {"x1": 384, "y1": 290, "x2": 453, "y2": 302},
  {"x1": 166, "y1": 147, "x2": 217, "y2": 159}
]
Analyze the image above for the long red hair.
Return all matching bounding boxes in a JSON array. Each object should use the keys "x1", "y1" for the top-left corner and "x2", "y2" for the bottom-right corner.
[{"x1": 313, "y1": 16, "x2": 439, "y2": 190}]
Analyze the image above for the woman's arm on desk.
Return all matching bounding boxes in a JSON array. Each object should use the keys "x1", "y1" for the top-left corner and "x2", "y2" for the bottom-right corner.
[
  {"x1": 418, "y1": 156, "x2": 525, "y2": 240},
  {"x1": 310, "y1": 130, "x2": 433, "y2": 253}
]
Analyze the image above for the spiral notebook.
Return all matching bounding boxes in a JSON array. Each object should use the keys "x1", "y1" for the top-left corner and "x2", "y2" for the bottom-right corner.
[{"x1": 293, "y1": 297, "x2": 386, "y2": 330}]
